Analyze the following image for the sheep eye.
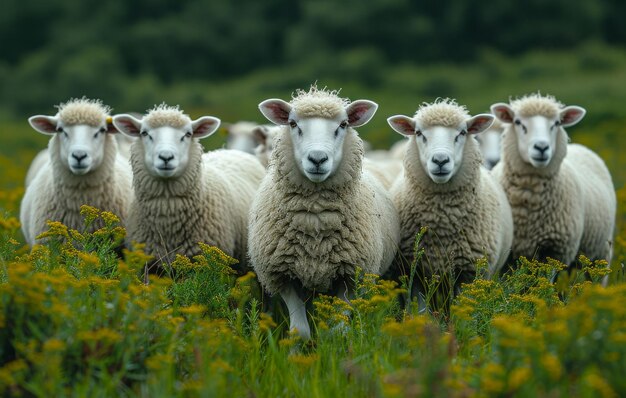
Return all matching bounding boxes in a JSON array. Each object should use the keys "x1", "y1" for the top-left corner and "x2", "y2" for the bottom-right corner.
[
  {"x1": 415, "y1": 130, "x2": 422, "y2": 137},
  {"x1": 181, "y1": 131, "x2": 192, "y2": 141},
  {"x1": 288, "y1": 120, "x2": 297, "y2": 129},
  {"x1": 514, "y1": 119, "x2": 521, "y2": 126},
  {"x1": 99, "y1": 127, "x2": 106, "y2": 133},
  {"x1": 554, "y1": 120, "x2": 561, "y2": 127},
  {"x1": 460, "y1": 129, "x2": 467, "y2": 136},
  {"x1": 339, "y1": 121, "x2": 348, "y2": 129},
  {"x1": 140, "y1": 131, "x2": 148, "y2": 136}
]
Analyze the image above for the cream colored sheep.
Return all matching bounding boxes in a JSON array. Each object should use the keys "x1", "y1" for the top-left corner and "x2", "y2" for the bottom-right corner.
[
  {"x1": 388, "y1": 99, "x2": 513, "y2": 302},
  {"x1": 491, "y1": 93, "x2": 615, "y2": 268},
  {"x1": 113, "y1": 104, "x2": 265, "y2": 269},
  {"x1": 249, "y1": 86, "x2": 400, "y2": 339},
  {"x1": 20, "y1": 98, "x2": 132, "y2": 245}
]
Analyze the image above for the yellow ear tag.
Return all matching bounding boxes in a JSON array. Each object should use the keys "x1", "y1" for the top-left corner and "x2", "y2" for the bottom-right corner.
[{"x1": 106, "y1": 116, "x2": 113, "y2": 124}]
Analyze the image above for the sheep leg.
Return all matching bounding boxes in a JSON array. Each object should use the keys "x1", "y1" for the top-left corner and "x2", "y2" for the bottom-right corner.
[{"x1": 280, "y1": 285, "x2": 311, "y2": 340}]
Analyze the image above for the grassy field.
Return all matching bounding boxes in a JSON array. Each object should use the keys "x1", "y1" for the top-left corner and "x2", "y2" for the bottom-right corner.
[{"x1": 1, "y1": 45, "x2": 626, "y2": 396}]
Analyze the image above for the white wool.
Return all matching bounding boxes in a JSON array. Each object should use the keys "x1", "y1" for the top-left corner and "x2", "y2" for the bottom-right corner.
[
  {"x1": 142, "y1": 103, "x2": 190, "y2": 129},
  {"x1": 290, "y1": 85, "x2": 350, "y2": 119},
  {"x1": 57, "y1": 97, "x2": 111, "y2": 127},
  {"x1": 413, "y1": 98, "x2": 469, "y2": 129}
]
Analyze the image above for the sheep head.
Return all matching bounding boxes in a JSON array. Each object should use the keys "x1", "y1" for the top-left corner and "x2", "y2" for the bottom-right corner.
[
  {"x1": 388, "y1": 100, "x2": 493, "y2": 184},
  {"x1": 259, "y1": 92, "x2": 377, "y2": 183},
  {"x1": 113, "y1": 104, "x2": 220, "y2": 178},
  {"x1": 28, "y1": 98, "x2": 116, "y2": 175},
  {"x1": 491, "y1": 94, "x2": 585, "y2": 169}
]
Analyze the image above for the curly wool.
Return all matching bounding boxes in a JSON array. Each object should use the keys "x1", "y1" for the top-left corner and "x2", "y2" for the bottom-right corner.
[
  {"x1": 392, "y1": 136, "x2": 513, "y2": 282},
  {"x1": 249, "y1": 128, "x2": 400, "y2": 294},
  {"x1": 413, "y1": 99, "x2": 469, "y2": 129},
  {"x1": 290, "y1": 85, "x2": 350, "y2": 119},
  {"x1": 56, "y1": 97, "x2": 111, "y2": 127},
  {"x1": 20, "y1": 134, "x2": 132, "y2": 244},
  {"x1": 492, "y1": 121, "x2": 615, "y2": 264},
  {"x1": 142, "y1": 103, "x2": 190, "y2": 129},
  {"x1": 509, "y1": 93, "x2": 563, "y2": 119},
  {"x1": 128, "y1": 141, "x2": 265, "y2": 267}
]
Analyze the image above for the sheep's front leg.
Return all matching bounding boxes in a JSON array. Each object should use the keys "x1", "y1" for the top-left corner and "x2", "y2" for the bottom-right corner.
[{"x1": 280, "y1": 284, "x2": 311, "y2": 340}]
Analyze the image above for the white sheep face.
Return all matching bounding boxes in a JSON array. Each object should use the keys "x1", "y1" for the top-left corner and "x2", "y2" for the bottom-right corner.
[
  {"x1": 491, "y1": 103, "x2": 586, "y2": 168},
  {"x1": 387, "y1": 114, "x2": 494, "y2": 184},
  {"x1": 112, "y1": 114, "x2": 220, "y2": 178},
  {"x1": 28, "y1": 116, "x2": 112, "y2": 175},
  {"x1": 259, "y1": 99, "x2": 378, "y2": 183}
]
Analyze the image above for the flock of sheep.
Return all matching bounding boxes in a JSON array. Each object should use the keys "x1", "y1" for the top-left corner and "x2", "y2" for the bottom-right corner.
[{"x1": 20, "y1": 86, "x2": 616, "y2": 339}]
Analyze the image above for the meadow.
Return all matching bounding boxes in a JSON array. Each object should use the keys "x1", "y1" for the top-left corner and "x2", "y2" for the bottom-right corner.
[{"x1": 1, "y1": 45, "x2": 626, "y2": 397}]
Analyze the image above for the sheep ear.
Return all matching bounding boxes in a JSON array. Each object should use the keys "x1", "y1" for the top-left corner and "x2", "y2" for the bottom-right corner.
[
  {"x1": 29, "y1": 115, "x2": 58, "y2": 135},
  {"x1": 192, "y1": 116, "x2": 221, "y2": 138},
  {"x1": 347, "y1": 100, "x2": 378, "y2": 127},
  {"x1": 466, "y1": 114, "x2": 495, "y2": 135},
  {"x1": 112, "y1": 114, "x2": 143, "y2": 138},
  {"x1": 253, "y1": 126, "x2": 269, "y2": 145},
  {"x1": 259, "y1": 99, "x2": 292, "y2": 125},
  {"x1": 559, "y1": 106, "x2": 586, "y2": 127},
  {"x1": 490, "y1": 103, "x2": 515, "y2": 124},
  {"x1": 387, "y1": 115, "x2": 416, "y2": 136}
]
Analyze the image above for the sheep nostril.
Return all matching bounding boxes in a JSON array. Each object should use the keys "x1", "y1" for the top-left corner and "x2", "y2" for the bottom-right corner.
[
  {"x1": 159, "y1": 152, "x2": 175, "y2": 163},
  {"x1": 533, "y1": 143, "x2": 549, "y2": 154},
  {"x1": 308, "y1": 151, "x2": 328, "y2": 167},
  {"x1": 72, "y1": 151, "x2": 87, "y2": 162},
  {"x1": 432, "y1": 154, "x2": 450, "y2": 167}
]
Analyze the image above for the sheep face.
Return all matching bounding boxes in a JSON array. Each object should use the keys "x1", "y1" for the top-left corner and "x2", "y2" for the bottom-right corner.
[
  {"x1": 259, "y1": 98, "x2": 377, "y2": 183},
  {"x1": 388, "y1": 114, "x2": 494, "y2": 183},
  {"x1": 28, "y1": 115, "x2": 114, "y2": 175},
  {"x1": 113, "y1": 114, "x2": 220, "y2": 178},
  {"x1": 491, "y1": 103, "x2": 586, "y2": 168}
]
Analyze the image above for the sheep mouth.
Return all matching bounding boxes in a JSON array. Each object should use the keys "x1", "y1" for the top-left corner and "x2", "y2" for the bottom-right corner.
[
  {"x1": 531, "y1": 155, "x2": 549, "y2": 162},
  {"x1": 431, "y1": 170, "x2": 450, "y2": 176},
  {"x1": 157, "y1": 165, "x2": 175, "y2": 171}
]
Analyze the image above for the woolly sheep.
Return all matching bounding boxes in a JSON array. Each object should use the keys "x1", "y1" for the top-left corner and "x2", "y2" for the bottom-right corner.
[
  {"x1": 249, "y1": 86, "x2": 400, "y2": 339},
  {"x1": 387, "y1": 99, "x2": 513, "y2": 300},
  {"x1": 113, "y1": 104, "x2": 265, "y2": 269},
  {"x1": 490, "y1": 93, "x2": 615, "y2": 268},
  {"x1": 475, "y1": 117, "x2": 506, "y2": 170},
  {"x1": 20, "y1": 98, "x2": 132, "y2": 245},
  {"x1": 225, "y1": 121, "x2": 272, "y2": 154},
  {"x1": 252, "y1": 125, "x2": 280, "y2": 167}
]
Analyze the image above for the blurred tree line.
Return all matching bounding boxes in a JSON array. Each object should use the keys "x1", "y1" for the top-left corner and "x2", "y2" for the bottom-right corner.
[{"x1": 0, "y1": 0, "x2": 625, "y2": 117}]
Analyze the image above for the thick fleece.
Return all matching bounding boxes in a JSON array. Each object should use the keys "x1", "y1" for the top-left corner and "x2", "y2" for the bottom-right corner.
[
  {"x1": 249, "y1": 128, "x2": 400, "y2": 294},
  {"x1": 128, "y1": 140, "x2": 265, "y2": 266},
  {"x1": 21, "y1": 134, "x2": 131, "y2": 244},
  {"x1": 492, "y1": 99, "x2": 615, "y2": 264},
  {"x1": 392, "y1": 136, "x2": 512, "y2": 283}
]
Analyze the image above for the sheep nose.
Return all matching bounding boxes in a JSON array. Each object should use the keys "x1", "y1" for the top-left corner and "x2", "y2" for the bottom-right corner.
[
  {"x1": 72, "y1": 151, "x2": 88, "y2": 163},
  {"x1": 432, "y1": 154, "x2": 450, "y2": 167},
  {"x1": 308, "y1": 151, "x2": 328, "y2": 167},
  {"x1": 534, "y1": 142, "x2": 549, "y2": 154},
  {"x1": 159, "y1": 151, "x2": 175, "y2": 163}
]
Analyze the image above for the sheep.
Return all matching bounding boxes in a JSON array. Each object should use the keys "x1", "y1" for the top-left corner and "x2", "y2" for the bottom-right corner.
[
  {"x1": 363, "y1": 140, "x2": 406, "y2": 189},
  {"x1": 252, "y1": 125, "x2": 280, "y2": 167},
  {"x1": 475, "y1": 117, "x2": 506, "y2": 170},
  {"x1": 249, "y1": 86, "x2": 400, "y2": 339},
  {"x1": 387, "y1": 99, "x2": 513, "y2": 303},
  {"x1": 490, "y1": 93, "x2": 616, "y2": 269},
  {"x1": 112, "y1": 104, "x2": 265, "y2": 269},
  {"x1": 225, "y1": 121, "x2": 272, "y2": 153},
  {"x1": 20, "y1": 98, "x2": 132, "y2": 245}
]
